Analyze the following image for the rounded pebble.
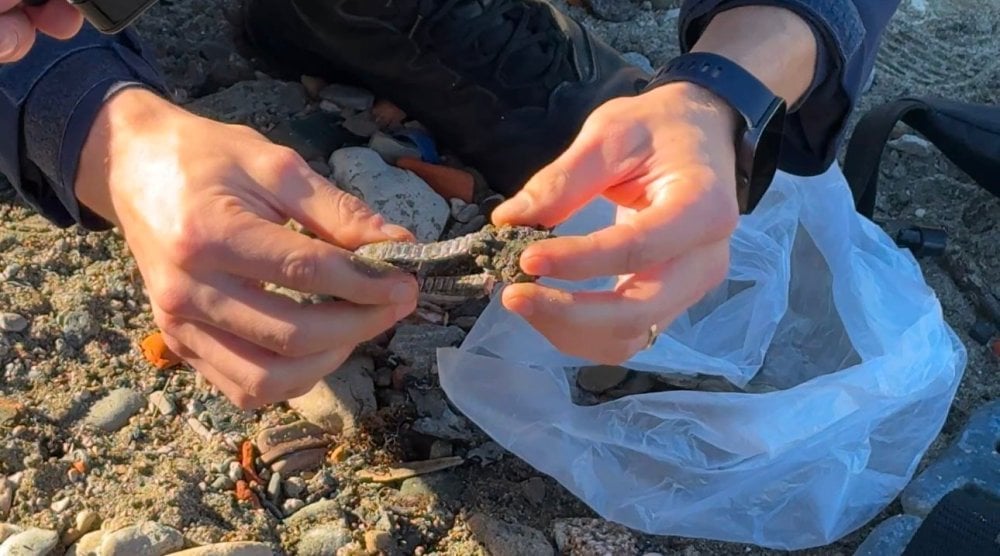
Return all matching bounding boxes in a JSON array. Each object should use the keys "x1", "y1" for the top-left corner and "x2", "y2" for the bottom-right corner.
[
  {"x1": 0, "y1": 313, "x2": 28, "y2": 333},
  {"x1": 283, "y1": 477, "x2": 305, "y2": 499},
  {"x1": 83, "y1": 389, "x2": 146, "y2": 433},
  {"x1": 98, "y1": 521, "x2": 184, "y2": 556},
  {"x1": 0, "y1": 527, "x2": 58, "y2": 555},
  {"x1": 167, "y1": 542, "x2": 276, "y2": 556},
  {"x1": 282, "y1": 498, "x2": 305, "y2": 516},
  {"x1": 297, "y1": 525, "x2": 351, "y2": 556}
]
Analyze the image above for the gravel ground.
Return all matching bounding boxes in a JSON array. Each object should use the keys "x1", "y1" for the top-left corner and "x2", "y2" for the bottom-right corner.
[{"x1": 1, "y1": 0, "x2": 997, "y2": 555}]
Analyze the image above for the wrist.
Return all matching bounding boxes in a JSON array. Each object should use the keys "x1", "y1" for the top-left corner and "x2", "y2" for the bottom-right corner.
[
  {"x1": 74, "y1": 87, "x2": 173, "y2": 225},
  {"x1": 689, "y1": 5, "x2": 817, "y2": 106}
]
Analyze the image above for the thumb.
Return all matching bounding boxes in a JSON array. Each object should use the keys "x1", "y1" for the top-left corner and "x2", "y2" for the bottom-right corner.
[{"x1": 275, "y1": 162, "x2": 414, "y2": 249}]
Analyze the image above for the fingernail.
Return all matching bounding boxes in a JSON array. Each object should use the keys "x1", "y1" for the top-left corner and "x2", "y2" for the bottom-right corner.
[
  {"x1": 505, "y1": 295, "x2": 535, "y2": 317},
  {"x1": 521, "y1": 252, "x2": 551, "y2": 275},
  {"x1": 381, "y1": 223, "x2": 414, "y2": 241},
  {"x1": 390, "y1": 280, "x2": 417, "y2": 304},
  {"x1": 0, "y1": 28, "x2": 19, "y2": 57}
]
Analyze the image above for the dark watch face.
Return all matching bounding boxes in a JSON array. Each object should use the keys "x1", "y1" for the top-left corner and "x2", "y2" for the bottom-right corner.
[{"x1": 69, "y1": 0, "x2": 160, "y2": 33}]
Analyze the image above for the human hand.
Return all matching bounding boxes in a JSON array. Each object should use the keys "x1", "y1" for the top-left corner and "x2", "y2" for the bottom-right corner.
[
  {"x1": 0, "y1": 0, "x2": 83, "y2": 62},
  {"x1": 76, "y1": 88, "x2": 419, "y2": 409},
  {"x1": 491, "y1": 82, "x2": 740, "y2": 364}
]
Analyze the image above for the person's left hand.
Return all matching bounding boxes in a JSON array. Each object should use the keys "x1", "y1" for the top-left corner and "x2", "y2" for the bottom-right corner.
[{"x1": 491, "y1": 82, "x2": 742, "y2": 364}]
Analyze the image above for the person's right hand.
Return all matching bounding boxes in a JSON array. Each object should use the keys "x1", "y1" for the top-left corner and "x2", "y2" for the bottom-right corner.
[
  {"x1": 75, "y1": 88, "x2": 419, "y2": 409},
  {"x1": 1, "y1": 0, "x2": 83, "y2": 62}
]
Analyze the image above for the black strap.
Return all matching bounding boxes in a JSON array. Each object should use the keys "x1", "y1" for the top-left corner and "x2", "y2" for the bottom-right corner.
[
  {"x1": 902, "y1": 486, "x2": 1000, "y2": 556},
  {"x1": 843, "y1": 99, "x2": 929, "y2": 218},
  {"x1": 843, "y1": 97, "x2": 1000, "y2": 218}
]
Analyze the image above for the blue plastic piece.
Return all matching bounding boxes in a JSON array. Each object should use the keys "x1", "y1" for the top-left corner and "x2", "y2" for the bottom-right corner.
[{"x1": 393, "y1": 128, "x2": 441, "y2": 164}]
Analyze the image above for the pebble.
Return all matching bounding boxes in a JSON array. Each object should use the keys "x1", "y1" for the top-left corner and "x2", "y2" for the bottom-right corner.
[
  {"x1": 283, "y1": 477, "x2": 306, "y2": 499},
  {"x1": 388, "y1": 325, "x2": 466, "y2": 375},
  {"x1": 900, "y1": 399, "x2": 1000, "y2": 516},
  {"x1": 299, "y1": 75, "x2": 327, "y2": 99},
  {"x1": 467, "y1": 441, "x2": 505, "y2": 466},
  {"x1": 83, "y1": 389, "x2": 145, "y2": 433},
  {"x1": 330, "y1": 147, "x2": 448, "y2": 242},
  {"x1": 0, "y1": 313, "x2": 27, "y2": 333},
  {"x1": 49, "y1": 497, "x2": 71, "y2": 513},
  {"x1": 0, "y1": 524, "x2": 22, "y2": 544},
  {"x1": 0, "y1": 478, "x2": 14, "y2": 516},
  {"x1": 266, "y1": 472, "x2": 282, "y2": 502},
  {"x1": 0, "y1": 527, "x2": 58, "y2": 555},
  {"x1": 342, "y1": 112, "x2": 379, "y2": 138},
  {"x1": 368, "y1": 132, "x2": 423, "y2": 165},
  {"x1": 98, "y1": 521, "x2": 184, "y2": 556},
  {"x1": 577, "y1": 365, "x2": 630, "y2": 393},
  {"x1": 372, "y1": 99, "x2": 407, "y2": 129},
  {"x1": 227, "y1": 461, "x2": 244, "y2": 483},
  {"x1": 147, "y1": 391, "x2": 176, "y2": 416},
  {"x1": 466, "y1": 513, "x2": 553, "y2": 556},
  {"x1": 0, "y1": 400, "x2": 23, "y2": 427},
  {"x1": 288, "y1": 355, "x2": 376, "y2": 436},
  {"x1": 399, "y1": 473, "x2": 463, "y2": 501},
  {"x1": 853, "y1": 514, "x2": 922, "y2": 556},
  {"x1": 285, "y1": 499, "x2": 343, "y2": 526},
  {"x1": 396, "y1": 157, "x2": 475, "y2": 203},
  {"x1": 428, "y1": 440, "x2": 453, "y2": 459},
  {"x1": 452, "y1": 214, "x2": 488, "y2": 236},
  {"x1": 297, "y1": 524, "x2": 352, "y2": 556},
  {"x1": 319, "y1": 84, "x2": 375, "y2": 111},
  {"x1": 364, "y1": 530, "x2": 396, "y2": 554},
  {"x1": 281, "y1": 498, "x2": 305, "y2": 516},
  {"x1": 552, "y1": 518, "x2": 637, "y2": 555},
  {"x1": 211, "y1": 476, "x2": 234, "y2": 492},
  {"x1": 168, "y1": 543, "x2": 274, "y2": 556},
  {"x1": 65, "y1": 530, "x2": 104, "y2": 556},
  {"x1": 520, "y1": 477, "x2": 546, "y2": 506},
  {"x1": 915, "y1": 208, "x2": 927, "y2": 218},
  {"x1": 586, "y1": 0, "x2": 640, "y2": 22},
  {"x1": 62, "y1": 509, "x2": 100, "y2": 545},
  {"x1": 889, "y1": 134, "x2": 935, "y2": 157}
]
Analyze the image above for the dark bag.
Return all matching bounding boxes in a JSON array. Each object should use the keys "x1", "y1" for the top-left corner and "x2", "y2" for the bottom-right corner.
[{"x1": 842, "y1": 96, "x2": 1000, "y2": 219}]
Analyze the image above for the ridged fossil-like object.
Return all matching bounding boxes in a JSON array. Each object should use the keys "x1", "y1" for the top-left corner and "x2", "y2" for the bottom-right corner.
[{"x1": 354, "y1": 224, "x2": 554, "y2": 302}]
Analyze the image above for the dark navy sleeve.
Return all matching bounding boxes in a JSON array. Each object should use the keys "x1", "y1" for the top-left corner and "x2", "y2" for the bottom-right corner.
[
  {"x1": 0, "y1": 23, "x2": 169, "y2": 230},
  {"x1": 678, "y1": 0, "x2": 902, "y2": 174}
]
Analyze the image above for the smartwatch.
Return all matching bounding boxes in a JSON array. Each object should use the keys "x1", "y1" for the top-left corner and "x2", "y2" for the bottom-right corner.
[{"x1": 642, "y1": 52, "x2": 786, "y2": 213}]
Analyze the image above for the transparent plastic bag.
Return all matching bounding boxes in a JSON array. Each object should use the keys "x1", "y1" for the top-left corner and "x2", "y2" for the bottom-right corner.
[{"x1": 437, "y1": 164, "x2": 967, "y2": 550}]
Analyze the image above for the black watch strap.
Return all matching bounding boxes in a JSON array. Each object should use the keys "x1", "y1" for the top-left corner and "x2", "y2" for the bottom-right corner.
[{"x1": 643, "y1": 52, "x2": 787, "y2": 212}]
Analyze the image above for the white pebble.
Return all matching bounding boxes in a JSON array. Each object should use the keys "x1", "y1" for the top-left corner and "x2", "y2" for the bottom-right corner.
[
  {"x1": 50, "y1": 497, "x2": 71, "y2": 513},
  {"x1": 0, "y1": 313, "x2": 28, "y2": 333},
  {"x1": 282, "y1": 498, "x2": 305, "y2": 515},
  {"x1": 227, "y1": 461, "x2": 244, "y2": 483}
]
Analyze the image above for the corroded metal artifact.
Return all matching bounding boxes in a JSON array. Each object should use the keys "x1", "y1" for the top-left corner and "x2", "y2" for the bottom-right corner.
[{"x1": 354, "y1": 224, "x2": 554, "y2": 303}]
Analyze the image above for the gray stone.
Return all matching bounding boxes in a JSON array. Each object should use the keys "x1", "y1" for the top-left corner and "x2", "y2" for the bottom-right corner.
[
  {"x1": 900, "y1": 399, "x2": 1000, "y2": 517},
  {"x1": 267, "y1": 472, "x2": 282, "y2": 502},
  {"x1": 282, "y1": 498, "x2": 305, "y2": 516},
  {"x1": 467, "y1": 441, "x2": 506, "y2": 466},
  {"x1": 342, "y1": 112, "x2": 379, "y2": 138},
  {"x1": 577, "y1": 365, "x2": 629, "y2": 393},
  {"x1": 330, "y1": 147, "x2": 448, "y2": 242},
  {"x1": 60, "y1": 309, "x2": 97, "y2": 345},
  {"x1": 889, "y1": 134, "x2": 935, "y2": 158},
  {"x1": 83, "y1": 389, "x2": 146, "y2": 433},
  {"x1": 388, "y1": 324, "x2": 466, "y2": 374},
  {"x1": 289, "y1": 355, "x2": 376, "y2": 435},
  {"x1": 853, "y1": 515, "x2": 922, "y2": 556},
  {"x1": 0, "y1": 527, "x2": 58, "y2": 555},
  {"x1": 429, "y1": 440, "x2": 453, "y2": 459},
  {"x1": 296, "y1": 524, "x2": 352, "y2": 556},
  {"x1": 186, "y1": 80, "x2": 307, "y2": 128},
  {"x1": 586, "y1": 0, "x2": 640, "y2": 22},
  {"x1": 148, "y1": 391, "x2": 176, "y2": 416},
  {"x1": 0, "y1": 314, "x2": 27, "y2": 333},
  {"x1": 467, "y1": 513, "x2": 553, "y2": 556},
  {"x1": 455, "y1": 203, "x2": 481, "y2": 224},
  {"x1": 0, "y1": 478, "x2": 13, "y2": 517},
  {"x1": 98, "y1": 521, "x2": 184, "y2": 556},
  {"x1": 168, "y1": 543, "x2": 275, "y2": 556},
  {"x1": 552, "y1": 518, "x2": 637, "y2": 555},
  {"x1": 408, "y1": 388, "x2": 474, "y2": 441},
  {"x1": 285, "y1": 499, "x2": 343, "y2": 527},
  {"x1": 283, "y1": 477, "x2": 306, "y2": 499},
  {"x1": 369, "y1": 132, "x2": 422, "y2": 165},
  {"x1": 400, "y1": 473, "x2": 463, "y2": 501},
  {"x1": 319, "y1": 84, "x2": 375, "y2": 111},
  {"x1": 622, "y1": 52, "x2": 655, "y2": 74},
  {"x1": 520, "y1": 477, "x2": 546, "y2": 506}
]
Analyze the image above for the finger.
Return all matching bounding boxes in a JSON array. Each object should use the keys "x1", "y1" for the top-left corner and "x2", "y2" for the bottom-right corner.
[
  {"x1": 247, "y1": 149, "x2": 414, "y2": 248},
  {"x1": 24, "y1": 0, "x2": 82, "y2": 38},
  {"x1": 0, "y1": 0, "x2": 20, "y2": 11},
  {"x1": 0, "y1": 9, "x2": 34, "y2": 62},
  {"x1": 503, "y1": 240, "x2": 729, "y2": 363},
  {"x1": 491, "y1": 108, "x2": 650, "y2": 228},
  {"x1": 208, "y1": 215, "x2": 418, "y2": 305},
  {"x1": 518, "y1": 174, "x2": 737, "y2": 280},
  {"x1": 168, "y1": 318, "x2": 354, "y2": 409},
  {"x1": 177, "y1": 273, "x2": 414, "y2": 357}
]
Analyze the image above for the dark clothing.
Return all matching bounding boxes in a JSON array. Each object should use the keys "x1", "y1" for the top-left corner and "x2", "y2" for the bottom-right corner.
[{"x1": 0, "y1": 0, "x2": 900, "y2": 230}]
